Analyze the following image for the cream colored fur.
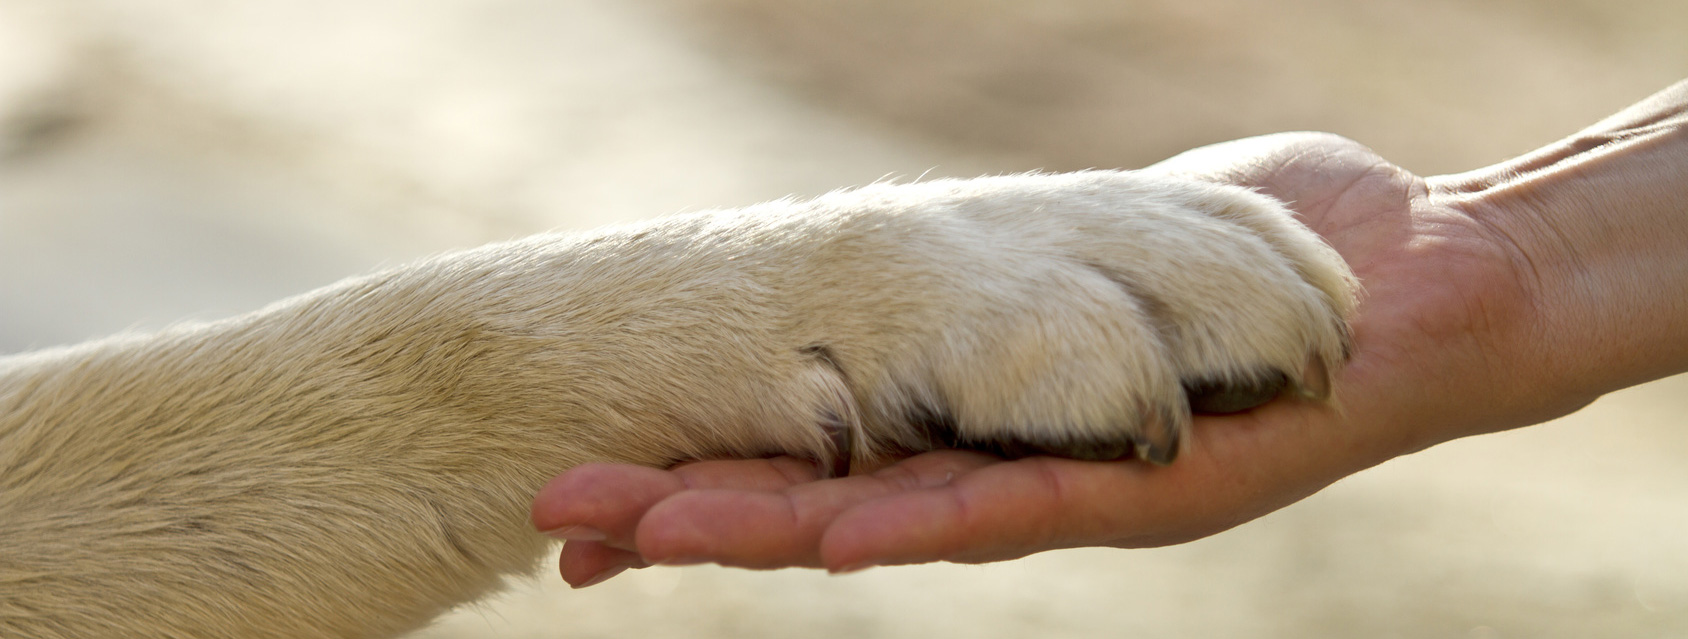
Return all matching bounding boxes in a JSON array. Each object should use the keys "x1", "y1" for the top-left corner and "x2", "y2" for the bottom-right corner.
[{"x1": 0, "y1": 171, "x2": 1356, "y2": 638}]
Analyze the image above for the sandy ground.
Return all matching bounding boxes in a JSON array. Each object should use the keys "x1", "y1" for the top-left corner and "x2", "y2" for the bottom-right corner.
[{"x1": 0, "y1": 0, "x2": 1684, "y2": 636}]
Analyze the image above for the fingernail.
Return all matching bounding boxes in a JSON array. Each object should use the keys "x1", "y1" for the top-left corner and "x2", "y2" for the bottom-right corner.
[
  {"x1": 653, "y1": 556, "x2": 707, "y2": 567},
  {"x1": 574, "y1": 563, "x2": 630, "y2": 589},
  {"x1": 541, "y1": 525, "x2": 606, "y2": 542}
]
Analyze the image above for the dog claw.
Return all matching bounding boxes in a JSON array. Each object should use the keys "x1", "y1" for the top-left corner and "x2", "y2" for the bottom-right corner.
[
  {"x1": 1132, "y1": 402, "x2": 1187, "y2": 465},
  {"x1": 1298, "y1": 355, "x2": 1331, "y2": 400}
]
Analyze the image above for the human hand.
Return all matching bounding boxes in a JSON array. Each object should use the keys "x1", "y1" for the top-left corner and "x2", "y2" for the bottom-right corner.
[{"x1": 530, "y1": 126, "x2": 1643, "y2": 587}]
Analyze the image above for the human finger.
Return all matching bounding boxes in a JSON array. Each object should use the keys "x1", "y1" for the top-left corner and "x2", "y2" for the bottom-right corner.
[
  {"x1": 557, "y1": 540, "x2": 648, "y2": 588},
  {"x1": 532, "y1": 463, "x2": 686, "y2": 549},
  {"x1": 633, "y1": 450, "x2": 1001, "y2": 568}
]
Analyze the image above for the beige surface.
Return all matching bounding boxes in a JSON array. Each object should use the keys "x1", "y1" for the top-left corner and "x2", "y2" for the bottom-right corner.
[{"x1": 0, "y1": 0, "x2": 1683, "y2": 636}]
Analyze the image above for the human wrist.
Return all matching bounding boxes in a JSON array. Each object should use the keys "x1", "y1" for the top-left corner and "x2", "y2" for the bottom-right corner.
[{"x1": 1438, "y1": 87, "x2": 1688, "y2": 409}]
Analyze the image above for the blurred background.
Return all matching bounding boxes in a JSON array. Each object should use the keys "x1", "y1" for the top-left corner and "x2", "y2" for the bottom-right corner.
[{"x1": 1, "y1": 0, "x2": 1685, "y2": 636}]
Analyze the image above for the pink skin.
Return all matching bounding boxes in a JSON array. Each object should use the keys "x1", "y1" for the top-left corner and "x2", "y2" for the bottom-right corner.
[{"x1": 532, "y1": 81, "x2": 1688, "y2": 587}]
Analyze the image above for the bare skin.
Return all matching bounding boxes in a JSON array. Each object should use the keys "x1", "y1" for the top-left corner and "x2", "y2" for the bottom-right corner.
[{"x1": 532, "y1": 80, "x2": 1688, "y2": 587}]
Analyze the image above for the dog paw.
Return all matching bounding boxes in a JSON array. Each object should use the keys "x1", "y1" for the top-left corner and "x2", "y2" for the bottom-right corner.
[{"x1": 789, "y1": 171, "x2": 1357, "y2": 466}]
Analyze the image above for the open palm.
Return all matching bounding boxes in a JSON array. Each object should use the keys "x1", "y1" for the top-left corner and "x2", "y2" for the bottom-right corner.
[{"x1": 532, "y1": 132, "x2": 1560, "y2": 587}]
